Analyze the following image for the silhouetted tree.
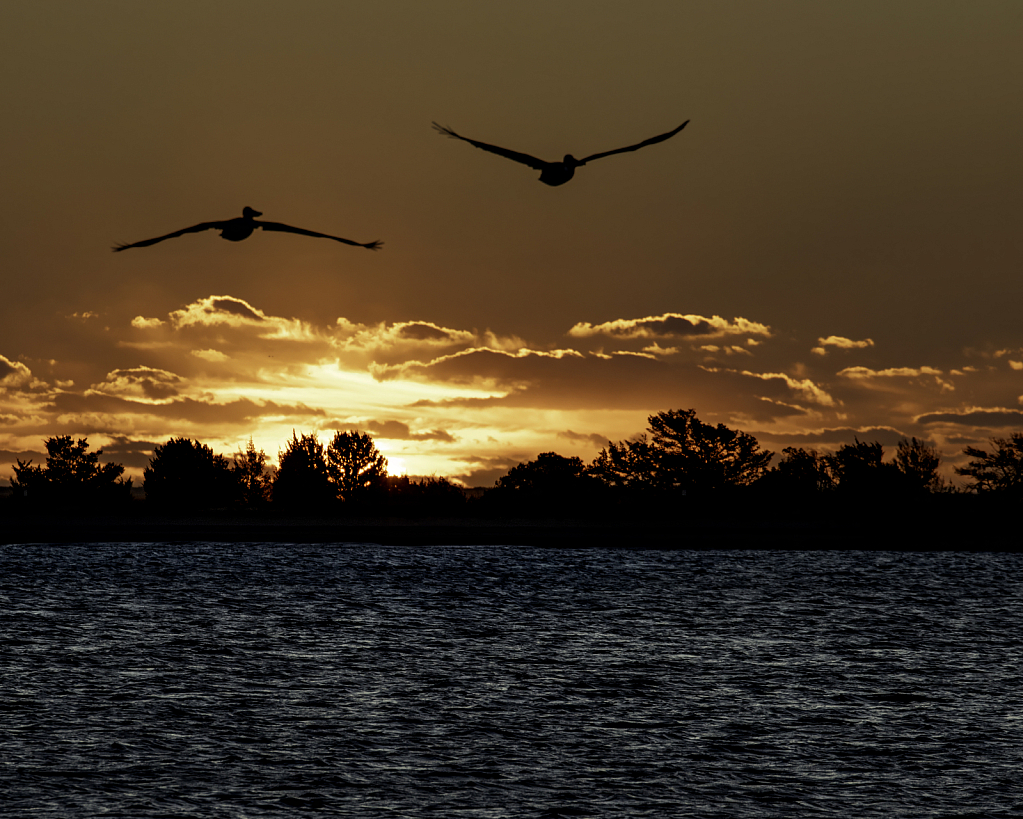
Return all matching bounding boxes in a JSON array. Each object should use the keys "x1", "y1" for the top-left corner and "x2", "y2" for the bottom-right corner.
[
  {"x1": 825, "y1": 438, "x2": 907, "y2": 496},
  {"x1": 496, "y1": 452, "x2": 588, "y2": 493},
  {"x1": 233, "y1": 438, "x2": 272, "y2": 509},
  {"x1": 386, "y1": 475, "x2": 467, "y2": 516},
  {"x1": 326, "y1": 431, "x2": 388, "y2": 504},
  {"x1": 759, "y1": 447, "x2": 834, "y2": 495},
  {"x1": 11, "y1": 436, "x2": 131, "y2": 507},
  {"x1": 826, "y1": 439, "x2": 885, "y2": 493},
  {"x1": 588, "y1": 439, "x2": 655, "y2": 491},
  {"x1": 272, "y1": 431, "x2": 333, "y2": 510},
  {"x1": 10, "y1": 461, "x2": 44, "y2": 497},
  {"x1": 955, "y1": 433, "x2": 1023, "y2": 497},
  {"x1": 494, "y1": 451, "x2": 600, "y2": 512},
  {"x1": 144, "y1": 437, "x2": 236, "y2": 509},
  {"x1": 894, "y1": 437, "x2": 945, "y2": 493},
  {"x1": 591, "y1": 409, "x2": 773, "y2": 493}
]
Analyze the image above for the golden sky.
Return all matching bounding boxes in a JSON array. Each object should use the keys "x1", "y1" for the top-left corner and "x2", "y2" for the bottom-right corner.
[{"x1": 2, "y1": 1, "x2": 1022, "y2": 485}]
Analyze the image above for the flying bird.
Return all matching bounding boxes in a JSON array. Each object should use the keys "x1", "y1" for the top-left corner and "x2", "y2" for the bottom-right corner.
[
  {"x1": 433, "y1": 119, "x2": 689, "y2": 186},
  {"x1": 112, "y1": 207, "x2": 382, "y2": 252}
]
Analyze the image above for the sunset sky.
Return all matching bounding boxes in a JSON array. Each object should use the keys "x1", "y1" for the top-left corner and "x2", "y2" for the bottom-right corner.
[{"x1": 2, "y1": 1, "x2": 1022, "y2": 487}]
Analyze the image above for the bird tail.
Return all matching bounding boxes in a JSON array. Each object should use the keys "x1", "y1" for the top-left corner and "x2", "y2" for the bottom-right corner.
[{"x1": 432, "y1": 122, "x2": 459, "y2": 139}]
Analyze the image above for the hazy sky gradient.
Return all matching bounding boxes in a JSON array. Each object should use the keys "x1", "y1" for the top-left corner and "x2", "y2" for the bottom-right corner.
[{"x1": 3, "y1": 1, "x2": 1022, "y2": 485}]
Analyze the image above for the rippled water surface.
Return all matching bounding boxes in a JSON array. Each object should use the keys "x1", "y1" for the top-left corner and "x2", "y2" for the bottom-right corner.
[{"x1": 2, "y1": 543, "x2": 1022, "y2": 818}]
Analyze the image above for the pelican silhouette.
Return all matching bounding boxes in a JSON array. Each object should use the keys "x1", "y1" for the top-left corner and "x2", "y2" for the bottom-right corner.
[
  {"x1": 112, "y1": 207, "x2": 382, "y2": 252},
  {"x1": 433, "y1": 120, "x2": 689, "y2": 186}
]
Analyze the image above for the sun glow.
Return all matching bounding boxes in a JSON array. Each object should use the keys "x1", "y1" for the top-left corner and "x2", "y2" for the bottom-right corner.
[{"x1": 149, "y1": 359, "x2": 518, "y2": 479}]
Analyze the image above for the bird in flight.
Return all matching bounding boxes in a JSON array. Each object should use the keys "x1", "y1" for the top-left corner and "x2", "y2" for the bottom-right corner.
[
  {"x1": 112, "y1": 207, "x2": 382, "y2": 252},
  {"x1": 433, "y1": 119, "x2": 689, "y2": 186}
]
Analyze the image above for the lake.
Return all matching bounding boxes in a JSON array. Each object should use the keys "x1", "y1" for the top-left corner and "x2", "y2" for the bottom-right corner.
[{"x1": 2, "y1": 542, "x2": 1021, "y2": 817}]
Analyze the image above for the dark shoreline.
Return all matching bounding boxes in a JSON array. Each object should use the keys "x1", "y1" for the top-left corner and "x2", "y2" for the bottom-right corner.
[{"x1": 0, "y1": 509, "x2": 1010, "y2": 551}]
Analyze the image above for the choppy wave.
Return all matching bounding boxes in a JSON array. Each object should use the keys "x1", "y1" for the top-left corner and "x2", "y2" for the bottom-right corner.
[{"x1": 2, "y1": 543, "x2": 1021, "y2": 817}]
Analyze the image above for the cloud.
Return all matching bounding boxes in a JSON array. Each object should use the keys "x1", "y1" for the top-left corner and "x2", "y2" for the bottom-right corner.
[
  {"x1": 0, "y1": 447, "x2": 45, "y2": 463},
  {"x1": 393, "y1": 321, "x2": 469, "y2": 343},
  {"x1": 759, "y1": 426, "x2": 908, "y2": 447},
  {"x1": 917, "y1": 408, "x2": 1023, "y2": 427},
  {"x1": 696, "y1": 344, "x2": 753, "y2": 356},
  {"x1": 371, "y1": 346, "x2": 586, "y2": 386},
  {"x1": 702, "y1": 366, "x2": 836, "y2": 407},
  {"x1": 170, "y1": 296, "x2": 264, "y2": 328},
  {"x1": 91, "y1": 436, "x2": 161, "y2": 469},
  {"x1": 837, "y1": 365, "x2": 954, "y2": 393},
  {"x1": 740, "y1": 398, "x2": 809, "y2": 422},
  {"x1": 208, "y1": 297, "x2": 264, "y2": 322},
  {"x1": 568, "y1": 313, "x2": 771, "y2": 341},
  {"x1": 89, "y1": 367, "x2": 183, "y2": 402},
  {"x1": 0, "y1": 355, "x2": 34, "y2": 390},
  {"x1": 121, "y1": 296, "x2": 343, "y2": 382},
  {"x1": 333, "y1": 318, "x2": 520, "y2": 363},
  {"x1": 839, "y1": 366, "x2": 943, "y2": 379},
  {"x1": 48, "y1": 391, "x2": 326, "y2": 426},
  {"x1": 448, "y1": 454, "x2": 524, "y2": 488},
  {"x1": 191, "y1": 349, "x2": 230, "y2": 362},
  {"x1": 811, "y1": 335, "x2": 875, "y2": 355},
  {"x1": 169, "y1": 295, "x2": 317, "y2": 342},
  {"x1": 365, "y1": 419, "x2": 456, "y2": 442},
  {"x1": 393, "y1": 348, "x2": 669, "y2": 410},
  {"x1": 396, "y1": 348, "x2": 826, "y2": 425},
  {"x1": 557, "y1": 429, "x2": 609, "y2": 449},
  {"x1": 640, "y1": 343, "x2": 681, "y2": 356},
  {"x1": 747, "y1": 372, "x2": 836, "y2": 407}
]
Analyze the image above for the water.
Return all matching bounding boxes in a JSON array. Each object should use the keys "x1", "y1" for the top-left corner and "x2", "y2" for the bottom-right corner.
[{"x1": 1, "y1": 543, "x2": 1021, "y2": 818}]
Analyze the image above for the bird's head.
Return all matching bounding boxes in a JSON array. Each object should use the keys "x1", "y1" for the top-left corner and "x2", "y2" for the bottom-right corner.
[
  {"x1": 562, "y1": 154, "x2": 581, "y2": 167},
  {"x1": 242, "y1": 206, "x2": 263, "y2": 219}
]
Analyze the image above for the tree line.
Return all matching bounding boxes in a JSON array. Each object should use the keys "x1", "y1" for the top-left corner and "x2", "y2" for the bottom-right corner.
[
  {"x1": 7, "y1": 409, "x2": 1023, "y2": 516},
  {"x1": 7, "y1": 430, "x2": 465, "y2": 515}
]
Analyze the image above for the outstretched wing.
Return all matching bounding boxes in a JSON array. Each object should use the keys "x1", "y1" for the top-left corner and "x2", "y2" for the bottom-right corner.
[
  {"x1": 433, "y1": 122, "x2": 548, "y2": 170},
  {"x1": 578, "y1": 120, "x2": 689, "y2": 165},
  {"x1": 112, "y1": 220, "x2": 224, "y2": 251},
  {"x1": 258, "y1": 221, "x2": 382, "y2": 250}
]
